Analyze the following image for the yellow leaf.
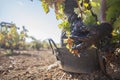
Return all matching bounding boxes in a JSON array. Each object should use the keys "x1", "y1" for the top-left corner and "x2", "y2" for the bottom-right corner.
[
  {"x1": 63, "y1": 39, "x2": 68, "y2": 43},
  {"x1": 84, "y1": 10, "x2": 89, "y2": 13},
  {"x1": 112, "y1": 30, "x2": 117, "y2": 36},
  {"x1": 97, "y1": 21, "x2": 100, "y2": 25},
  {"x1": 91, "y1": 2, "x2": 97, "y2": 7},
  {"x1": 84, "y1": 3, "x2": 89, "y2": 7},
  {"x1": 42, "y1": 1, "x2": 49, "y2": 13},
  {"x1": 0, "y1": 34, "x2": 4, "y2": 41},
  {"x1": 66, "y1": 31, "x2": 70, "y2": 36},
  {"x1": 5, "y1": 42, "x2": 9, "y2": 47}
]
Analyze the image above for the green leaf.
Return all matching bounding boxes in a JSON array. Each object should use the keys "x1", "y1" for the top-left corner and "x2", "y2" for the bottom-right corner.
[
  {"x1": 58, "y1": 21, "x2": 70, "y2": 31},
  {"x1": 91, "y1": 2, "x2": 97, "y2": 7},
  {"x1": 41, "y1": 1, "x2": 49, "y2": 13}
]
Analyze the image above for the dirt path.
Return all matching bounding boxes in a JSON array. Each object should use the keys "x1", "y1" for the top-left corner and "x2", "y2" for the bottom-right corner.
[
  {"x1": 0, "y1": 50, "x2": 119, "y2": 80},
  {"x1": 0, "y1": 50, "x2": 56, "y2": 80}
]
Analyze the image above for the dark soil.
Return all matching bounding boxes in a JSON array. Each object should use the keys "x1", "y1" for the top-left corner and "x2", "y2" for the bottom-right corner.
[{"x1": 0, "y1": 49, "x2": 120, "y2": 80}]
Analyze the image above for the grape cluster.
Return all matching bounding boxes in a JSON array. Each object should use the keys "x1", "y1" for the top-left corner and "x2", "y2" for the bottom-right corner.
[
  {"x1": 70, "y1": 18, "x2": 89, "y2": 52},
  {"x1": 67, "y1": 14, "x2": 113, "y2": 55}
]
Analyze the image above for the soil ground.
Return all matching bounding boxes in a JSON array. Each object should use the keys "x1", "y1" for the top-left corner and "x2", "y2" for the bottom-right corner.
[{"x1": 0, "y1": 49, "x2": 120, "y2": 80}]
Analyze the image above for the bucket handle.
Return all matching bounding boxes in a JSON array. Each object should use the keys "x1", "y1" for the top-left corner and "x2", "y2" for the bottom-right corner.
[{"x1": 48, "y1": 38, "x2": 59, "y2": 55}]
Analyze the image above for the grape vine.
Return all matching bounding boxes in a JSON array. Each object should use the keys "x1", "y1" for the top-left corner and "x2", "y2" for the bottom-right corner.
[
  {"x1": 0, "y1": 22, "x2": 28, "y2": 52},
  {"x1": 40, "y1": 0, "x2": 120, "y2": 56}
]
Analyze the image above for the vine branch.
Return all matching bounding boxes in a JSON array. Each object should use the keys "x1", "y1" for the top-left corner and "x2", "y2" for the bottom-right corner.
[{"x1": 100, "y1": 0, "x2": 107, "y2": 23}]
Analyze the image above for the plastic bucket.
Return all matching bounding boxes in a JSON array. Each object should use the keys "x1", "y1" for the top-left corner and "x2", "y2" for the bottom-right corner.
[
  {"x1": 56, "y1": 47, "x2": 99, "y2": 73},
  {"x1": 48, "y1": 39, "x2": 100, "y2": 73}
]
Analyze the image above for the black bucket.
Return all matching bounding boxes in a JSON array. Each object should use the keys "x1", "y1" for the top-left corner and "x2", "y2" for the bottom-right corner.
[
  {"x1": 57, "y1": 47, "x2": 99, "y2": 73},
  {"x1": 48, "y1": 39, "x2": 100, "y2": 73}
]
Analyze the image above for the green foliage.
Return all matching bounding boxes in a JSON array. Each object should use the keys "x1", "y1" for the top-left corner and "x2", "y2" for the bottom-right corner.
[
  {"x1": 40, "y1": 0, "x2": 101, "y2": 31},
  {"x1": 41, "y1": 0, "x2": 49, "y2": 13},
  {"x1": 0, "y1": 22, "x2": 29, "y2": 52},
  {"x1": 42, "y1": 40, "x2": 50, "y2": 49},
  {"x1": 40, "y1": 0, "x2": 65, "y2": 20},
  {"x1": 106, "y1": 0, "x2": 120, "y2": 43},
  {"x1": 58, "y1": 20, "x2": 70, "y2": 31},
  {"x1": 84, "y1": 11, "x2": 97, "y2": 25},
  {"x1": 29, "y1": 40, "x2": 42, "y2": 50},
  {"x1": 112, "y1": 16, "x2": 120, "y2": 42},
  {"x1": 106, "y1": 0, "x2": 120, "y2": 23},
  {"x1": 26, "y1": 40, "x2": 52, "y2": 50},
  {"x1": 40, "y1": 0, "x2": 120, "y2": 43},
  {"x1": 83, "y1": 0, "x2": 100, "y2": 25},
  {"x1": 40, "y1": 0, "x2": 70, "y2": 31}
]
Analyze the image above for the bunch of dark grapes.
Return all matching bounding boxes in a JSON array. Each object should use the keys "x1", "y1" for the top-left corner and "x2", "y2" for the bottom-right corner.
[
  {"x1": 68, "y1": 15, "x2": 113, "y2": 55},
  {"x1": 69, "y1": 17, "x2": 89, "y2": 53}
]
